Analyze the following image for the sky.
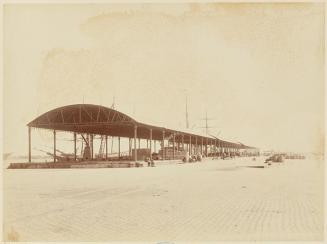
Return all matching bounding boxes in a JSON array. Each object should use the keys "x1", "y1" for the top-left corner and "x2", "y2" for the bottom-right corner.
[{"x1": 3, "y1": 3, "x2": 325, "y2": 156}]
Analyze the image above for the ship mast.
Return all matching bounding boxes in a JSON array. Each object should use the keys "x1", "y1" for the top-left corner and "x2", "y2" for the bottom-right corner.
[
  {"x1": 205, "y1": 112, "x2": 208, "y2": 135},
  {"x1": 111, "y1": 96, "x2": 115, "y2": 109},
  {"x1": 200, "y1": 112, "x2": 217, "y2": 136}
]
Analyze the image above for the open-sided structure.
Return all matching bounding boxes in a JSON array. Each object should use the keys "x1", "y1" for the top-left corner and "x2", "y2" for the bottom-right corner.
[{"x1": 27, "y1": 104, "x2": 256, "y2": 162}]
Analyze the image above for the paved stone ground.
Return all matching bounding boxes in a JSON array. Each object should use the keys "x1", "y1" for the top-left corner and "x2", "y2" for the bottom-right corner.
[{"x1": 3, "y1": 157, "x2": 324, "y2": 241}]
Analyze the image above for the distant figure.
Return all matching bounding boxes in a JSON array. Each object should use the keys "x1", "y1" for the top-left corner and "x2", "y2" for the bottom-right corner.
[
  {"x1": 197, "y1": 154, "x2": 202, "y2": 162},
  {"x1": 145, "y1": 157, "x2": 155, "y2": 167},
  {"x1": 145, "y1": 157, "x2": 151, "y2": 167}
]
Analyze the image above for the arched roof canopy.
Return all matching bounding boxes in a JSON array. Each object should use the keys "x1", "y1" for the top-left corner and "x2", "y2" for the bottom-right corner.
[
  {"x1": 28, "y1": 104, "x2": 255, "y2": 148},
  {"x1": 27, "y1": 104, "x2": 177, "y2": 140}
]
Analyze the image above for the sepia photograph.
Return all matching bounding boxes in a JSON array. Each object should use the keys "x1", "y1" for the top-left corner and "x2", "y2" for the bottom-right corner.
[{"x1": 2, "y1": 1, "x2": 325, "y2": 242}]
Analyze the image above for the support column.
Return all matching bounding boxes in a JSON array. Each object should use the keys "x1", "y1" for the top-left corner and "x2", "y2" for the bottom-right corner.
[
  {"x1": 28, "y1": 127, "x2": 31, "y2": 163},
  {"x1": 210, "y1": 140, "x2": 213, "y2": 156},
  {"x1": 74, "y1": 132, "x2": 77, "y2": 161},
  {"x1": 219, "y1": 140, "x2": 221, "y2": 156},
  {"x1": 129, "y1": 138, "x2": 131, "y2": 157},
  {"x1": 215, "y1": 140, "x2": 218, "y2": 157},
  {"x1": 134, "y1": 125, "x2": 137, "y2": 161},
  {"x1": 220, "y1": 141, "x2": 222, "y2": 156},
  {"x1": 53, "y1": 130, "x2": 56, "y2": 163},
  {"x1": 201, "y1": 137, "x2": 203, "y2": 155},
  {"x1": 138, "y1": 138, "x2": 141, "y2": 150},
  {"x1": 162, "y1": 130, "x2": 165, "y2": 160},
  {"x1": 118, "y1": 137, "x2": 121, "y2": 160},
  {"x1": 189, "y1": 135, "x2": 192, "y2": 155},
  {"x1": 181, "y1": 135, "x2": 184, "y2": 151},
  {"x1": 195, "y1": 137, "x2": 198, "y2": 155},
  {"x1": 150, "y1": 129, "x2": 153, "y2": 160},
  {"x1": 206, "y1": 138, "x2": 208, "y2": 156},
  {"x1": 173, "y1": 133, "x2": 175, "y2": 160},
  {"x1": 91, "y1": 134, "x2": 94, "y2": 160},
  {"x1": 219, "y1": 141, "x2": 222, "y2": 156},
  {"x1": 105, "y1": 135, "x2": 108, "y2": 160}
]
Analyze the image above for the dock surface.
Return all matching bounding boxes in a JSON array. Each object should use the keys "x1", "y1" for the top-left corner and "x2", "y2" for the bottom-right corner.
[{"x1": 3, "y1": 157, "x2": 324, "y2": 241}]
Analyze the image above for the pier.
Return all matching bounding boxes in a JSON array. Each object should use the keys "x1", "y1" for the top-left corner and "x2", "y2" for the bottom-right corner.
[{"x1": 9, "y1": 104, "x2": 258, "y2": 169}]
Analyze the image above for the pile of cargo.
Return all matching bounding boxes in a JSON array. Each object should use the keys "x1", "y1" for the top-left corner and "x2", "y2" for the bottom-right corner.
[
  {"x1": 158, "y1": 147, "x2": 187, "y2": 160},
  {"x1": 265, "y1": 154, "x2": 284, "y2": 164},
  {"x1": 285, "y1": 154, "x2": 306, "y2": 159},
  {"x1": 131, "y1": 149, "x2": 151, "y2": 161}
]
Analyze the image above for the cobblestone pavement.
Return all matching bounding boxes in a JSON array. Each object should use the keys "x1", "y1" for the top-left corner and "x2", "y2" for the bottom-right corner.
[{"x1": 3, "y1": 157, "x2": 324, "y2": 241}]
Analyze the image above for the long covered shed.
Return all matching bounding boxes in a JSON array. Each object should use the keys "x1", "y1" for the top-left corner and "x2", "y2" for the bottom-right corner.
[{"x1": 27, "y1": 104, "x2": 255, "y2": 162}]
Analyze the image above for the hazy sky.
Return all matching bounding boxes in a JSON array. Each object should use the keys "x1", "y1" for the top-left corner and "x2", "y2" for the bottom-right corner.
[{"x1": 4, "y1": 3, "x2": 325, "y2": 155}]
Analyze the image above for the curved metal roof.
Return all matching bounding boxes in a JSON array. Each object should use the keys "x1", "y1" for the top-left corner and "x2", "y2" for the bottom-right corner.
[{"x1": 28, "y1": 104, "x2": 255, "y2": 149}]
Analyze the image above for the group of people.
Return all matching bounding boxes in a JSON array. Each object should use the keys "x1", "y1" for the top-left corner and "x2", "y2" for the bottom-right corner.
[
  {"x1": 182, "y1": 154, "x2": 203, "y2": 163},
  {"x1": 145, "y1": 157, "x2": 155, "y2": 167}
]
